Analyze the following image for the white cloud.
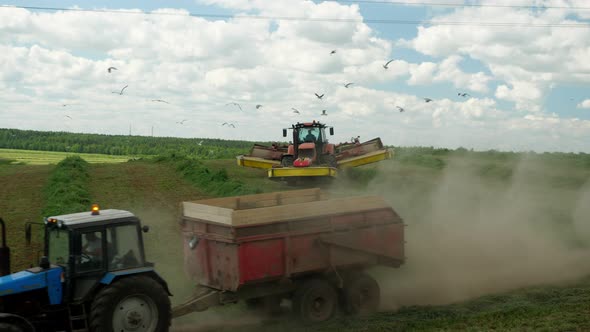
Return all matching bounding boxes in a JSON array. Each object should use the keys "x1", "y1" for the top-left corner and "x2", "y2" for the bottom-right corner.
[
  {"x1": 577, "y1": 99, "x2": 590, "y2": 109},
  {"x1": 0, "y1": 2, "x2": 589, "y2": 152},
  {"x1": 405, "y1": 2, "x2": 590, "y2": 113}
]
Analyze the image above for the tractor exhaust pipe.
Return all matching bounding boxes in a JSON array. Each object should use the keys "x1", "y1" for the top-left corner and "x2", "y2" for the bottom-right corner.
[{"x1": 0, "y1": 218, "x2": 10, "y2": 276}]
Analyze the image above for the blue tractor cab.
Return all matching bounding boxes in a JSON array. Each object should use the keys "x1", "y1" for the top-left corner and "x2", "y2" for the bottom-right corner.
[{"x1": 0, "y1": 206, "x2": 171, "y2": 332}]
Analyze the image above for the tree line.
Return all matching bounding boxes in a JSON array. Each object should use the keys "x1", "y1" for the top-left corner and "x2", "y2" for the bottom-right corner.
[{"x1": 0, "y1": 128, "x2": 273, "y2": 159}]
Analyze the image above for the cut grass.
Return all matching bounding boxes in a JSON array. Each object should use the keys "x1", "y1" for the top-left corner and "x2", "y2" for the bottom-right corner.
[
  {"x1": 3, "y1": 149, "x2": 590, "y2": 331},
  {"x1": 41, "y1": 156, "x2": 91, "y2": 217},
  {"x1": 0, "y1": 148, "x2": 135, "y2": 165},
  {"x1": 184, "y1": 278, "x2": 590, "y2": 332},
  {"x1": 0, "y1": 163, "x2": 52, "y2": 270}
]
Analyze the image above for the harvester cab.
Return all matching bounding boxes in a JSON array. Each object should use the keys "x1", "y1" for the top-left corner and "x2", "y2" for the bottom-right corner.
[
  {"x1": 282, "y1": 121, "x2": 336, "y2": 168},
  {"x1": 0, "y1": 206, "x2": 171, "y2": 332}
]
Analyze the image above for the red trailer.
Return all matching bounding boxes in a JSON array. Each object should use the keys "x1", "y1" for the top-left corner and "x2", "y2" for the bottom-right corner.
[{"x1": 173, "y1": 188, "x2": 405, "y2": 322}]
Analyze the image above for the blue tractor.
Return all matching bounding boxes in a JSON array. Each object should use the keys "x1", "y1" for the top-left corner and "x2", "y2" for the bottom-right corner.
[{"x1": 0, "y1": 206, "x2": 172, "y2": 332}]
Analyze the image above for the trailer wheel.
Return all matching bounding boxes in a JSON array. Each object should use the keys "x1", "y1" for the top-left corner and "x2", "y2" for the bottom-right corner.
[
  {"x1": 292, "y1": 279, "x2": 338, "y2": 323},
  {"x1": 90, "y1": 275, "x2": 171, "y2": 332},
  {"x1": 343, "y1": 273, "x2": 380, "y2": 315}
]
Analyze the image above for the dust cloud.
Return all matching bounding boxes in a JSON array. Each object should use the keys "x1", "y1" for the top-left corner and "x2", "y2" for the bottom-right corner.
[{"x1": 334, "y1": 155, "x2": 590, "y2": 309}]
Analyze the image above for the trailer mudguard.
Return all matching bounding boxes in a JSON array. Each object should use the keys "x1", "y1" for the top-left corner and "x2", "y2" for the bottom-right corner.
[{"x1": 0, "y1": 267, "x2": 63, "y2": 305}]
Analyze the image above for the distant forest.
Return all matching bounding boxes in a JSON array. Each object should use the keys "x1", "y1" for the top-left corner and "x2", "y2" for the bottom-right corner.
[{"x1": 0, "y1": 128, "x2": 267, "y2": 159}]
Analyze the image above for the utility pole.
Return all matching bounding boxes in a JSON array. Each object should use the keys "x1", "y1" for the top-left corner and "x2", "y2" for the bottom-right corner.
[
  {"x1": 151, "y1": 126, "x2": 154, "y2": 137},
  {"x1": 129, "y1": 124, "x2": 131, "y2": 136}
]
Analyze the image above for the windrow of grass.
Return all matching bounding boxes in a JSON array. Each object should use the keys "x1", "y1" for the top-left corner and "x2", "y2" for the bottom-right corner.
[
  {"x1": 42, "y1": 155, "x2": 92, "y2": 217},
  {"x1": 154, "y1": 154, "x2": 262, "y2": 197}
]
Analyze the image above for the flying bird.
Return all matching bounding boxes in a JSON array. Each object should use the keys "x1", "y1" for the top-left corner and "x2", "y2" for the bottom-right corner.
[
  {"x1": 222, "y1": 122, "x2": 236, "y2": 128},
  {"x1": 226, "y1": 102, "x2": 242, "y2": 111},
  {"x1": 383, "y1": 59, "x2": 394, "y2": 69},
  {"x1": 458, "y1": 92, "x2": 470, "y2": 97},
  {"x1": 315, "y1": 93, "x2": 324, "y2": 100},
  {"x1": 256, "y1": 104, "x2": 263, "y2": 109},
  {"x1": 292, "y1": 108, "x2": 300, "y2": 114},
  {"x1": 64, "y1": 115, "x2": 72, "y2": 119},
  {"x1": 330, "y1": 50, "x2": 336, "y2": 55},
  {"x1": 321, "y1": 110, "x2": 328, "y2": 116},
  {"x1": 396, "y1": 106, "x2": 405, "y2": 113},
  {"x1": 112, "y1": 85, "x2": 128, "y2": 95},
  {"x1": 152, "y1": 99, "x2": 170, "y2": 104},
  {"x1": 344, "y1": 83, "x2": 354, "y2": 88},
  {"x1": 107, "y1": 67, "x2": 117, "y2": 73},
  {"x1": 176, "y1": 119, "x2": 188, "y2": 124},
  {"x1": 423, "y1": 98, "x2": 433, "y2": 103},
  {"x1": 198, "y1": 140, "x2": 204, "y2": 146}
]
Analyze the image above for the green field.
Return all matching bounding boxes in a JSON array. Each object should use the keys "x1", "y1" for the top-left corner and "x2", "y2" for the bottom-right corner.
[
  {"x1": 2, "y1": 147, "x2": 590, "y2": 331},
  {"x1": 0, "y1": 148, "x2": 136, "y2": 165}
]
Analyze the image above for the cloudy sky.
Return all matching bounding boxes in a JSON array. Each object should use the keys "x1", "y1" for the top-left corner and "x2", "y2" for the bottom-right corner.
[{"x1": 1, "y1": 0, "x2": 590, "y2": 152}]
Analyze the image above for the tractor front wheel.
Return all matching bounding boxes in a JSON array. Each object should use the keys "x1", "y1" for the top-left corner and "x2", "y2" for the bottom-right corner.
[
  {"x1": 90, "y1": 275, "x2": 171, "y2": 332},
  {"x1": 281, "y1": 155, "x2": 294, "y2": 167}
]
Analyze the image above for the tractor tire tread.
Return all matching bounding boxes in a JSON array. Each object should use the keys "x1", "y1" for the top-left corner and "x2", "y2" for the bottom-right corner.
[{"x1": 89, "y1": 275, "x2": 171, "y2": 332}]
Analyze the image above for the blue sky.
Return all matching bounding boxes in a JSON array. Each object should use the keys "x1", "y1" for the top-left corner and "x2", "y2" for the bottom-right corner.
[{"x1": 1, "y1": 0, "x2": 590, "y2": 152}]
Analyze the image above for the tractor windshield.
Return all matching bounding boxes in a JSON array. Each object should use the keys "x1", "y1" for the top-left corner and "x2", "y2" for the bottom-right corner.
[
  {"x1": 299, "y1": 127, "x2": 320, "y2": 143},
  {"x1": 48, "y1": 229, "x2": 69, "y2": 266}
]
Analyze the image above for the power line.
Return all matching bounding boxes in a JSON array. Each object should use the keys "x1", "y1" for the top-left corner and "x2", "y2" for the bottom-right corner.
[
  {"x1": 1, "y1": 4, "x2": 589, "y2": 28},
  {"x1": 331, "y1": 1, "x2": 590, "y2": 11}
]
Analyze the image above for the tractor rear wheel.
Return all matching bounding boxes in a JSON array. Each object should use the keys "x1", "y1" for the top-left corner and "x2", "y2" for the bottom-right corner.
[
  {"x1": 292, "y1": 278, "x2": 338, "y2": 323},
  {"x1": 0, "y1": 323, "x2": 24, "y2": 332},
  {"x1": 90, "y1": 275, "x2": 171, "y2": 332},
  {"x1": 343, "y1": 273, "x2": 380, "y2": 315}
]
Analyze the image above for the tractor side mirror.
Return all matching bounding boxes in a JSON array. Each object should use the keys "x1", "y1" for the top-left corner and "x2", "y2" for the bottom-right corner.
[
  {"x1": 25, "y1": 223, "x2": 32, "y2": 245},
  {"x1": 142, "y1": 225, "x2": 150, "y2": 233},
  {"x1": 330, "y1": 127, "x2": 334, "y2": 135},
  {"x1": 282, "y1": 129, "x2": 287, "y2": 137}
]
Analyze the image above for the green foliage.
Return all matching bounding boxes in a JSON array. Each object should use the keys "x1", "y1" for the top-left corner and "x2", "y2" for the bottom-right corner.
[
  {"x1": 0, "y1": 157, "x2": 14, "y2": 165},
  {"x1": 0, "y1": 128, "x2": 268, "y2": 159},
  {"x1": 156, "y1": 154, "x2": 261, "y2": 197},
  {"x1": 42, "y1": 155, "x2": 92, "y2": 217}
]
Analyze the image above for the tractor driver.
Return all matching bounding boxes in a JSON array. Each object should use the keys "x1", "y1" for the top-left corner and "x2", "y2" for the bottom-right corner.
[
  {"x1": 304, "y1": 129, "x2": 316, "y2": 142},
  {"x1": 82, "y1": 232, "x2": 103, "y2": 263}
]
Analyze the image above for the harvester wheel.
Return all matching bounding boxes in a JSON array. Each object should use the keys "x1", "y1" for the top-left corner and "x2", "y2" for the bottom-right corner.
[
  {"x1": 343, "y1": 273, "x2": 380, "y2": 315},
  {"x1": 292, "y1": 278, "x2": 338, "y2": 323},
  {"x1": 281, "y1": 155, "x2": 294, "y2": 167},
  {"x1": 90, "y1": 275, "x2": 171, "y2": 332}
]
